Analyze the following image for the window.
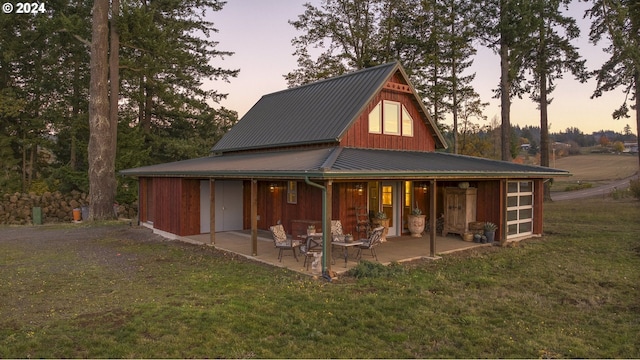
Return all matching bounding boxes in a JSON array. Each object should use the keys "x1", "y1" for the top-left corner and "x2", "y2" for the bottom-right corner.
[
  {"x1": 382, "y1": 185, "x2": 393, "y2": 206},
  {"x1": 383, "y1": 101, "x2": 401, "y2": 135},
  {"x1": 368, "y1": 102, "x2": 381, "y2": 134},
  {"x1": 402, "y1": 106, "x2": 413, "y2": 136},
  {"x1": 506, "y1": 181, "x2": 533, "y2": 238},
  {"x1": 287, "y1": 181, "x2": 297, "y2": 204},
  {"x1": 368, "y1": 100, "x2": 414, "y2": 137}
]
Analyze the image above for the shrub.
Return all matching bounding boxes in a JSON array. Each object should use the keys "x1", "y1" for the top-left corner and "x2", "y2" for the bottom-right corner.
[
  {"x1": 348, "y1": 260, "x2": 405, "y2": 278},
  {"x1": 610, "y1": 188, "x2": 629, "y2": 200}
]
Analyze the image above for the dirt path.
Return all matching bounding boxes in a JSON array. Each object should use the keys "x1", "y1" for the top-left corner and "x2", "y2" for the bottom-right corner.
[
  {"x1": 551, "y1": 172, "x2": 639, "y2": 201},
  {"x1": 0, "y1": 223, "x2": 169, "y2": 269}
]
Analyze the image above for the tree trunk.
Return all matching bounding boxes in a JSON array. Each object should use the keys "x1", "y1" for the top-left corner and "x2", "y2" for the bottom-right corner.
[
  {"x1": 540, "y1": 71, "x2": 552, "y2": 201},
  {"x1": 635, "y1": 70, "x2": 640, "y2": 171},
  {"x1": 538, "y1": 18, "x2": 552, "y2": 201},
  {"x1": 88, "y1": 0, "x2": 116, "y2": 220},
  {"x1": 110, "y1": 0, "x2": 119, "y2": 164},
  {"x1": 499, "y1": 34, "x2": 511, "y2": 162}
]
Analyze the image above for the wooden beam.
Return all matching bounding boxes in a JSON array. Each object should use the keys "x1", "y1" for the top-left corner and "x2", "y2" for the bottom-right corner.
[
  {"x1": 383, "y1": 82, "x2": 413, "y2": 94},
  {"x1": 209, "y1": 179, "x2": 215, "y2": 245},
  {"x1": 251, "y1": 179, "x2": 258, "y2": 256},
  {"x1": 429, "y1": 179, "x2": 437, "y2": 257}
]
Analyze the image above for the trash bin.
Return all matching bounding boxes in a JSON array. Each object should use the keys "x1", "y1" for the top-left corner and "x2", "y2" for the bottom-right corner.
[
  {"x1": 72, "y1": 208, "x2": 81, "y2": 222},
  {"x1": 32, "y1": 207, "x2": 42, "y2": 225},
  {"x1": 81, "y1": 206, "x2": 89, "y2": 221}
]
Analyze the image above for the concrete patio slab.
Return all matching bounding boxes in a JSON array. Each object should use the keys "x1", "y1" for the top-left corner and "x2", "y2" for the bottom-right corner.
[{"x1": 183, "y1": 230, "x2": 492, "y2": 277}]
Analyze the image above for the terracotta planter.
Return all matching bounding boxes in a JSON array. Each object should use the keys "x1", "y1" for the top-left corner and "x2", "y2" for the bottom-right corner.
[{"x1": 407, "y1": 214, "x2": 426, "y2": 237}]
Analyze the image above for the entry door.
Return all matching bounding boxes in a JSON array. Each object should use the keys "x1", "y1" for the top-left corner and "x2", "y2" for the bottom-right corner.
[
  {"x1": 381, "y1": 182, "x2": 401, "y2": 237},
  {"x1": 200, "y1": 180, "x2": 243, "y2": 233}
]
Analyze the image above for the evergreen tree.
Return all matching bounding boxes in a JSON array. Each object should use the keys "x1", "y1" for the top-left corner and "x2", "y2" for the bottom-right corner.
[
  {"x1": 586, "y1": 0, "x2": 640, "y2": 169},
  {"x1": 475, "y1": 0, "x2": 534, "y2": 161},
  {"x1": 521, "y1": 0, "x2": 587, "y2": 200}
]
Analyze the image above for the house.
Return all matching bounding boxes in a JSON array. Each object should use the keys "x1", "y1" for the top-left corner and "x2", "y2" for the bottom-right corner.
[{"x1": 121, "y1": 61, "x2": 569, "y2": 273}]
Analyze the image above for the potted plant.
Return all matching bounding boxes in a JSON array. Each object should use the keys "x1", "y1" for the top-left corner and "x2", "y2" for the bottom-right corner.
[
  {"x1": 484, "y1": 222, "x2": 497, "y2": 243},
  {"x1": 307, "y1": 224, "x2": 316, "y2": 235},
  {"x1": 344, "y1": 233, "x2": 353, "y2": 243},
  {"x1": 372, "y1": 211, "x2": 390, "y2": 241},
  {"x1": 407, "y1": 207, "x2": 426, "y2": 237}
]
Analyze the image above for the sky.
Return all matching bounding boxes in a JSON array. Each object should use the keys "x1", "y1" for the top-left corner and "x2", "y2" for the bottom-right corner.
[{"x1": 206, "y1": 0, "x2": 631, "y2": 135}]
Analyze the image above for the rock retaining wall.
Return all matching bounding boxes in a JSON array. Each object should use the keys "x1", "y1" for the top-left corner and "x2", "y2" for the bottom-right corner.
[{"x1": 0, "y1": 191, "x2": 137, "y2": 225}]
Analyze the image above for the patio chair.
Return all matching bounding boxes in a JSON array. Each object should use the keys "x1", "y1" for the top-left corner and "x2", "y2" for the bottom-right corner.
[
  {"x1": 300, "y1": 235, "x2": 322, "y2": 270},
  {"x1": 330, "y1": 220, "x2": 345, "y2": 242},
  {"x1": 356, "y1": 226, "x2": 385, "y2": 261},
  {"x1": 269, "y1": 224, "x2": 301, "y2": 262}
]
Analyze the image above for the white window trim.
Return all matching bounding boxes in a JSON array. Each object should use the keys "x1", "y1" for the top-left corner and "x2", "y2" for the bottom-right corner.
[
  {"x1": 402, "y1": 105, "x2": 414, "y2": 137},
  {"x1": 383, "y1": 100, "x2": 401, "y2": 135}
]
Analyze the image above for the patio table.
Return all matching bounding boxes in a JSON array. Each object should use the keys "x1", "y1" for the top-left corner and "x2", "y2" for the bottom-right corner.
[{"x1": 331, "y1": 240, "x2": 364, "y2": 267}]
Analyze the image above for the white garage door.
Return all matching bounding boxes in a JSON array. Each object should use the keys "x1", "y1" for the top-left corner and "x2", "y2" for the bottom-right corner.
[{"x1": 200, "y1": 180, "x2": 243, "y2": 233}]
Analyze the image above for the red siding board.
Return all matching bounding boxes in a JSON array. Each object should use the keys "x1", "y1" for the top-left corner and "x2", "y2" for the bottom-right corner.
[{"x1": 340, "y1": 88, "x2": 436, "y2": 151}]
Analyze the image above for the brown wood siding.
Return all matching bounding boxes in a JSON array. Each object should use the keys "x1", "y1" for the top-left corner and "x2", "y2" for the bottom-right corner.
[
  {"x1": 242, "y1": 181, "x2": 369, "y2": 238},
  {"x1": 139, "y1": 178, "x2": 148, "y2": 223},
  {"x1": 339, "y1": 88, "x2": 436, "y2": 151},
  {"x1": 180, "y1": 179, "x2": 200, "y2": 236},
  {"x1": 476, "y1": 181, "x2": 503, "y2": 240},
  {"x1": 243, "y1": 181, "x2": 323, "y2": 233},
  {"x1": 151, "y1": 178, "x2": 200, "y2": 236},
  {"x1": 333, "y1": 182, "x2": 368, "y2": 236},
  {"x1": 152, "y1": 178, "x2": 180, "y2": 234}
]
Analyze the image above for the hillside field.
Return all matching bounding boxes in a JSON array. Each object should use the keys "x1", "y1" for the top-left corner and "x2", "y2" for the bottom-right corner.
[{"x1": 551, "y1": 153, "x2": 638, "y2": 190}]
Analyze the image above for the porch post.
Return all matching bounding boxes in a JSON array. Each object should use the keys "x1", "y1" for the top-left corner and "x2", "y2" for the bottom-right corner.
[
  {"x1": 324, "y1": 180, "x2": 333, "y2": 273},
  {"x1": 500, "y1": 179, "x2": 508, "y2": 246},
  {"x1": 429, "y1": 179, "x2": 437, "y2": 257},
  {"x1": 209, "y1": 179, "x2": 215, "y2": 245},
  {"x1": 251, "y1": 179, "x2": 258, "y2": 256}
]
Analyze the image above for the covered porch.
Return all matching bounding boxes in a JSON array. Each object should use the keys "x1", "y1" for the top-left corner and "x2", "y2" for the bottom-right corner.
[{"x1": 184, "y1": 230, "x2": 492, "y2": 276}]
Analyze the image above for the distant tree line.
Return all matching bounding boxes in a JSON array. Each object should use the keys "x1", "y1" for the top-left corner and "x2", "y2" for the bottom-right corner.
[{"x1": 442, "y1": 122, "x2": 638, "y2": 160}]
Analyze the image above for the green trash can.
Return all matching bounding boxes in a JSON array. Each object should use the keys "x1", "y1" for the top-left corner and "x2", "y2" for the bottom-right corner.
[{"x1": 32, "y1": 207, "x2": 42, "y2": 225}]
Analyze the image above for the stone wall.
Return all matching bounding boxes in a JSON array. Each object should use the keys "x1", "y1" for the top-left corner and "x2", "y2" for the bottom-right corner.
[{"x1": 0, "y1": 191, "x2": 137, "y2": 225}]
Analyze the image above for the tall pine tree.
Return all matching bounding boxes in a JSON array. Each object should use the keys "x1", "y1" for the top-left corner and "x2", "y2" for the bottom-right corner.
[
  {"x1": 521, "y1": 0, "x2": 586, "y2": 200},
  {"x1": 586, "y1": 0, "x2": 640, "y2": 170}
]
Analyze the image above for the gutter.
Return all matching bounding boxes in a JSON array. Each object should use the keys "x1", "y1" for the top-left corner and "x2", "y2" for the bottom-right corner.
[{"x1": 304, "y1": 177, "x2": 332, "y2": 281}]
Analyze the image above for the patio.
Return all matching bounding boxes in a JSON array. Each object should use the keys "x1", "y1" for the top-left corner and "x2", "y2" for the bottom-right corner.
[{"x1": 184, "y1": 230, "x2": 491, "y2": 276}]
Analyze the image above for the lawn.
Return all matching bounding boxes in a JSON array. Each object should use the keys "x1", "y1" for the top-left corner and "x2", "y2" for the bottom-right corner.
[{"x1": 1, "y1": 198, "x2": 639, "y2": 358}]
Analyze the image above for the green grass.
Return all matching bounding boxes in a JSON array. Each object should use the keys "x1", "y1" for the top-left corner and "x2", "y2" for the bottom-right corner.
[{"x1": 1, "y1": 198, "x2": 639, "y2": 358}]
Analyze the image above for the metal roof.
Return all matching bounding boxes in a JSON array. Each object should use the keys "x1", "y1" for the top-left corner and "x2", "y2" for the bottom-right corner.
[
  {"x1": 211, "y1": 61, "x2": 446, "y2": 153},
  {"x1": 121, "y1": 147, "x2": 570, "y2": 179}
]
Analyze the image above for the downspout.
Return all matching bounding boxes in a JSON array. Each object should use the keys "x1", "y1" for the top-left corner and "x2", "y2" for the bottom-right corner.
[{"x1": 304, "y1": 176, "x2": 331, "y2": 281}]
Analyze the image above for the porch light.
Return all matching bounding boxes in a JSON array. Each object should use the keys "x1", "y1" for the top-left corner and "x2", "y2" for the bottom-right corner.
[
  {"x1": 269, "y1": 183, "x2": 277, "y2": 192},
  {"x1": 355, "y1": 184, "x2": 364, "y2": 195},
  {"x1": 421, "y1": 183, "x2": 428, "y2": 192}
]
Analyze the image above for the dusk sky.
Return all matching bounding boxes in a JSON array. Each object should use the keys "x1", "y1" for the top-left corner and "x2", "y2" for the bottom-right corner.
[{"x1": 207, "y1": 0, "x2": 631, "y2": 135}]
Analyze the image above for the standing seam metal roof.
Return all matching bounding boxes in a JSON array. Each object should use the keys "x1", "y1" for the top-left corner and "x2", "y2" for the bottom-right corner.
[
  {"x1": 120, "y1": 147, "x2": 570, "y2": 178},
  {"x1": 212, "y1": 62, "x2": 405, "y2": 153}
]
